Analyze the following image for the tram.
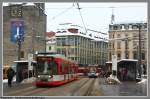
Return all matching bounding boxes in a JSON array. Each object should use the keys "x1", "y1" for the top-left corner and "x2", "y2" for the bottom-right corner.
[
  {"x1": 33, "y1": 52, "x2": 78, "y2": 87},
  {"x1": 77, "y1": 66, "x2": 88, "y2": 76},
  {"x1": 87, "y1": 65, "x2": 100, "y2": 78}
]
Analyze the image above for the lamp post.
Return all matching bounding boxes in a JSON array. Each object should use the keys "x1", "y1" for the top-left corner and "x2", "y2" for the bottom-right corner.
[
  {"x1": 17, "y1": 35, "x2": 22, "y2": 60},
  {"x1": 137, "y1": 24, "x2": 142, "y2": 78}
]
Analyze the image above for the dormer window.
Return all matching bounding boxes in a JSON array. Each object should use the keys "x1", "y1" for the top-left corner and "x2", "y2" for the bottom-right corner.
[
  {"x1": 68, "y1": 28, "x2": 78, "y2": 33},
  {"x1": 113, "y1": 26, "x2": 118, "y2": 30},
  {"x1": 132, "y1": 25, "x2": 138, "y2": 30}
]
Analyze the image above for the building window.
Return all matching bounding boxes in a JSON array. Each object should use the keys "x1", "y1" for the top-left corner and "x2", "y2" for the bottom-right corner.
[
  {"x1": 142, "y1": 53, "x2": 145, "y2": 60},
  {"x1": 57, "y1": 48, "x2": 61, "y2": 54},
  {"x1": 132, "y1": 25, "x2": 138, "y2": 30},
  {"x1": 109, "y1": 43, "x2": 111, "y2": 49},
  {"x1": 144, "y1": 23, "x2": 147, "y2": 29},
  {"x1": 117, "y1": 53, "x2": 121, "y2": 60},
  {"x1": 125, "y1": 34, "x2": 128, "y2": 37},
  {"x1": 117, "y1": 42, "x2": 121, "y2": 49},
  {"x1": 133, "y1": 41, "x2": 138, "y2": 49},
  {"x1": 109, "y1": 53, "x2": 111, "y2": 60},
  {"x1": 117, "y1": 34, "x2": 120, "y2": 38},
  {"x1": 114, "y1": 26, "x2": 118, "y2": 30},
  {"x1": 62, "y1": 38, "x2": 66, "y2": 46},
  {"x1": 133, "y1": 33, "x2": 138, "y2": 38},
  {"x1": 112, "y1": 34, "x2": 115, "y2": 38},
  {"x1": 133, "y1": 51, "x2": 138, "y2": 59},
  {"x1": 124, "y1": 25, "x2": 129, "y2": 30},
  {"x1": 20, "y1": 51, "x2": 24, "y2": 58},
  {"x1": 49, "y1": 46, "x2": 51, "y2": 50},
  {"x1": 112, "y1": 43, "x2": 114, "y2": 49},
  {"x1": 141, "y1": 41, "x2": 145, "y2": 49}
]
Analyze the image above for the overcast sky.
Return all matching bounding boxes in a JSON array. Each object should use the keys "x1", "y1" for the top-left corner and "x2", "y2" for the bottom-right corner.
[{"x1": 45, "y1": 2, "x2": 147, "y2": 33}]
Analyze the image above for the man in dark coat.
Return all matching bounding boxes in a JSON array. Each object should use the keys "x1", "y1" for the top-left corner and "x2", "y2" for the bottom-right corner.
[{"x1": 7, "y1": 67, "x2": 15, "y2": 87}]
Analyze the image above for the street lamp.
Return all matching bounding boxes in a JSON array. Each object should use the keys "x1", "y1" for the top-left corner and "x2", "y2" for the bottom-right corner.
[{"x1": 137, "y1": 23, "x2": 142, "y2": 78}]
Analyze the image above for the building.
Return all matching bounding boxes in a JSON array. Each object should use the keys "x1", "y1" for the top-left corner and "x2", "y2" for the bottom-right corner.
[
  {"x1": 47, "y1": 23, "x2": 108, "y2": 67},
  {"x1": 46, "y1": 31, "x2": 57, "y2": 53},
  {"x1": 3, "y1": 3, "x2": 47, "y2": 66},
  {"x1": 108, "y1": 22, "x2": 147, "y2": 65}
]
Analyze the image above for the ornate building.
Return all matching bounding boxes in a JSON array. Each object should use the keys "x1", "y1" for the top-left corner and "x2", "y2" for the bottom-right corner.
[{"x1": 108, "y1": 22, "x2": 147, "y2": 65}]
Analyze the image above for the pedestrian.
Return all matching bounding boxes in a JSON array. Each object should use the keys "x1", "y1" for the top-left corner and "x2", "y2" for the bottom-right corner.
[
  {"x1": 7, "y1": 67, "x2": 15, "y2": 87},
  {"x1": 122, "y1": 68, "x2": 128, "y2": 81}
]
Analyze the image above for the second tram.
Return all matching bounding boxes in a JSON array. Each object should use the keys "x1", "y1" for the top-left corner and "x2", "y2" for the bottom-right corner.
[{"x1": 87, "y1": 65, "x2": 100, "y2": 78}]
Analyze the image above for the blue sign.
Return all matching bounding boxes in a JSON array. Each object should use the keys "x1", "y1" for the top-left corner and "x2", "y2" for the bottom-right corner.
[{"x1": 10, "y1": 21, "x2": 24, "y2": 43}]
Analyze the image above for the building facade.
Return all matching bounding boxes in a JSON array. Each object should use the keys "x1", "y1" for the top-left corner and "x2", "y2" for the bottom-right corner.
[
  {"x1": 3, "y1": 3, "x2": 47, "y2": 66},
  {"x1": 108, "y1": 22, "x2": 147, "y2": 65},
  {"x1": 47, "y1": 23, "x2": 108, "y2": 66}
]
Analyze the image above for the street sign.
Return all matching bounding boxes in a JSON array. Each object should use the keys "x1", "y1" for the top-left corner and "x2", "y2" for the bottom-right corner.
[
  {"x1": 10, "y1": 20, "x2": 24, "y2": 43},
  {"x1": 28, "y1": 53, "x2": 33, "y2": 61},
  {"x1": 28, "y1": 53, "x2": 33, "y2": 70},
  {"x1": 112, "y1": 55, "x2": 117, "y2": 71}
]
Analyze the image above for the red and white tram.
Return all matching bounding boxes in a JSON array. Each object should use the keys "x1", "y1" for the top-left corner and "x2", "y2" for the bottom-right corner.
[{"x1": 33, "y1": 53, "x2": 78, "y2": 87}]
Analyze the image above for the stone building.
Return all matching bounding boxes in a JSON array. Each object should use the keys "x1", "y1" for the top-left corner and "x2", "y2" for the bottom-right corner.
[
  {"x1": 108, "y1": 22, "x2": 147, "y2": 65},
  {"x1": 3, "y1": 3, "x2": 47, "y2": 66}
]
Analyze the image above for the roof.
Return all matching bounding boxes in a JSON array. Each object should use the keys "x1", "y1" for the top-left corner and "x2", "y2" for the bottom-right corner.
[
  {"x1": 106, "y1": 61, "x2": 112, "y2": 63},
  {"x1": 106, "y1": 59, "x2": 138, "y2": 64},
  {"x1": 118, "y1": 59, "x2": 138, "y2": 62},
  {"x1": 14, "y1": 60, "x2": 37, "y2": 63},
  {"x1": 56, "y1": 23, "x2": 108, "y2": 42}
]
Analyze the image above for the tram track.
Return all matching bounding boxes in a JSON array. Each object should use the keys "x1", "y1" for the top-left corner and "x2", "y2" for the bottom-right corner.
[
  {"x1": 70, "y1": 78, "x2": 96, "y2": 96},
  {"x1": 33, "y1": 77, "x2": 90, "y2": 96},
  {"x1": 84, "y1": 78, "x2": 96, "y2": 96},
  {"x1": 4, "y1": 77, "x2": 101, "y2": 96}
]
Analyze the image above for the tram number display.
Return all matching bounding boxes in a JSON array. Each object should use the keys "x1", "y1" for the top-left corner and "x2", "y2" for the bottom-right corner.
[{"x1": 37, "y1": 57, "x2": 53, "y2": 61}]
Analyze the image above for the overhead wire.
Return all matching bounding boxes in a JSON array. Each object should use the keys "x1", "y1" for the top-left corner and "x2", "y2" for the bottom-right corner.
[
  {"x1": 45, "y1": 6, "x2": 146, "y2": 9},
  {"x1": 76, "y1": 0, "x2": 88, "y2": 34},
  {"x1": 50, "y1": 3, "x2": 75, "y2": 21}
]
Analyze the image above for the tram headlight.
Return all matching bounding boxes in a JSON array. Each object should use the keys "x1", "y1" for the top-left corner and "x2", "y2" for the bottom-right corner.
[
  {"x1": 48, "y1": 75, "x2": 51, "y2": 78},
  {"x1": 38, "y1": 75, "x2": 40, "y2": 78}
]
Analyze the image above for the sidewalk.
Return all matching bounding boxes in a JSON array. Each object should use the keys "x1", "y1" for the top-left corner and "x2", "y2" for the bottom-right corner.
[{"x1": 3, "y1": 76, "x2": 16, "y2": 83}]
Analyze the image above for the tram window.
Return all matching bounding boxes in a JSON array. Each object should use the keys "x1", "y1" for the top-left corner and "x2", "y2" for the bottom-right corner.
[
  {"x1": 51, "y1": 62, "x2": 58, "y2": 75},
  {"x1": 60, "y1": 63, "x2": 66, "y2": 74},
  {"x1": 37, "y1": 61, "x2": 45, "y2": 73}
]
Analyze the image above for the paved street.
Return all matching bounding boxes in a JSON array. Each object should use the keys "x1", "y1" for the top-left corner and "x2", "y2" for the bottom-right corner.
[
  {"x1": 99, "y1": 78, "x2": 147, "y2": 96},
  {"x1": 3, "y1": 77, "x2": 147, "y2": 96}
]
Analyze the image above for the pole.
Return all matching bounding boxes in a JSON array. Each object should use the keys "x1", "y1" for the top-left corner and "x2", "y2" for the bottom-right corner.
[
  {"x1": 18, "y1": 38, "x2": 21, "y2": 60},
  {"x1": 125, "y1": 39, "x2": 128, "y2": 59},
  {"x1": 138, "y1": 24, "x2": 142, "y2": 78}
]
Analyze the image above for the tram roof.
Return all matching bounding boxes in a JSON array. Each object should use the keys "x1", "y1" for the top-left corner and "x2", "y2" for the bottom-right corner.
[{"x1": 37, "y1": 53, "x2": 72, "y2": 61}]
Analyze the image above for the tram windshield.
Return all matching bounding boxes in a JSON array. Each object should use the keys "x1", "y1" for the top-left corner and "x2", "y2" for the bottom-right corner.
[
  {"x1": 90, "y1": 67, "x2": 96, "y2": 73},
  {"x1": 37, "y1": 57, "x2": 58, "y2": 75}
]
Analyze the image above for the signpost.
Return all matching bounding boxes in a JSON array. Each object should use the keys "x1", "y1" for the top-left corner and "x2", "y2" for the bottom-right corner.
[
  {"x1": 28, "y1": 53, "x2": 33, "y2": 80},
  {"x1": 112, "y1": 55, "x2": 117, "y2": 76}
]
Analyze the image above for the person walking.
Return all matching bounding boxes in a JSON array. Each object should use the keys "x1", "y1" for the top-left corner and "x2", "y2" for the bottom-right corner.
[{"x1": 7, "y1": 67, "x2": 15, "y2": 87}]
